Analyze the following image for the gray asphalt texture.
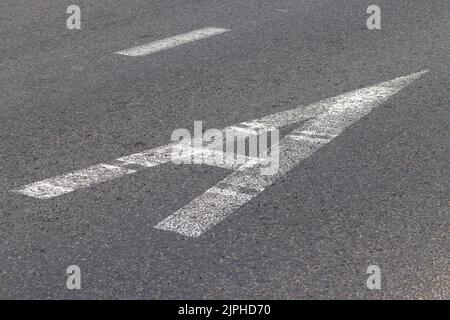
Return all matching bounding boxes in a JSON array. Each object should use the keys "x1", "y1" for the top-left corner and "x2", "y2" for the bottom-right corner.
[{"x1": 0, "y1": 0, "x2": 448, "y2": 299}]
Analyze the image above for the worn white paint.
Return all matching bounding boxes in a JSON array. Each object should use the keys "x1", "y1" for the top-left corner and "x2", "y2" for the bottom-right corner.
[
  {"x1": 13, "y1": 71, "x2": 428, "y2": 227},
  {"x1": 155, "y1": 70, "x2": 429, "y2": 237},
  {"x1": 15, "y1": 164, "x2": 136, "y2": 199},
  {"x1": 115, "y1": 27, "x2": 230, "y2": 57}
]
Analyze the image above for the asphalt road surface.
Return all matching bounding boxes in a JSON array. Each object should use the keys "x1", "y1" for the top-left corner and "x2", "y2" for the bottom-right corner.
[{"x1": 0, "y1": 0, "x2": 448, "y2": 299}]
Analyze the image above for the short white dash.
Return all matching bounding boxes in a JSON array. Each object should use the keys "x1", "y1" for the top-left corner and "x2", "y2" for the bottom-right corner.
[{"x1": 115, "y1": 27, "x2": 230, "y2": 57}]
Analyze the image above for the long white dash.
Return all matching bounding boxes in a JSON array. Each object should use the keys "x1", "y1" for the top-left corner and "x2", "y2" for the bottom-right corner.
[{"x1": 115, "y1": 27, "x2": 230, "y2": 57}]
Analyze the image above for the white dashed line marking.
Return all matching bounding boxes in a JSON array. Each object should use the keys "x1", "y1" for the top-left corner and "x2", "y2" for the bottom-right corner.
[{"x1": 114, "y1": 27, "x2": 230, "y2": 57}]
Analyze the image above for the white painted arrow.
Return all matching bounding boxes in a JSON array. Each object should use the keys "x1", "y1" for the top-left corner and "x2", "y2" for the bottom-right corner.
[
  {"x1": 13, "y1": 70, "x2": 428, "y2": 237},
  {"x1": 155, "y1": 70, "x2": 429, "y2": 237}
]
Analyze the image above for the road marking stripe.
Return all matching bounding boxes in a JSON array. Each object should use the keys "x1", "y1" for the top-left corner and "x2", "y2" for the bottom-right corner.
[
  {"x1": 289, "y1": 130, "x2": 338, "y2": 143},
  {"x1": 156, "y1": 186, "x2": 254, "y2": 238},
  {"x1": 11, "y1": 107, "x2": 311, "y2": 199},
  {"x1": 115, "y1": 27, "x2": 230, "y2": 57},
  {"x1": 154, "y1": 70, "x2": 428, "y2": 237},
  {"x1": 15, "y1": 164, "x2": 136, "y2": 199},
  {"x1": 117, "y1": 143, "x2": 176, "y2": 167},
  {"x1": 227, "y1": 126, "x2": 261, "y2": 135},
  {"x1": 184, "y1": 146, "x2": 264, "y2": 170},
  {"x1": 12, "y1": 71, "x2": 428, "y2": 200}
]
